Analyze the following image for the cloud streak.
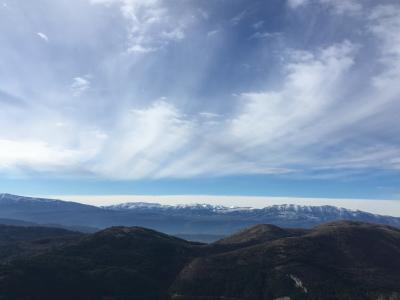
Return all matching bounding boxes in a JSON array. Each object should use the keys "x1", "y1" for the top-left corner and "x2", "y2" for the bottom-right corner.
[
  {"x1": 71, "y1": 76, "x2": 91, "y2": 97},
  {"x1": 37, "y1": 32, "x2": 49, "y2": 42},
  {"x1": 90, "y1": 0, "x2": 192, "y2": 53},
  {"x1": 0, "y1": 0, "x2": 399, "y2": 182}
]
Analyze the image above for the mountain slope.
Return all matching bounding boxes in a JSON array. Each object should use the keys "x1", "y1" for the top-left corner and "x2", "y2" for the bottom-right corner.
[
  {"x1": 0, "y1": 226, "x2": 199, "y2": 300},
  {"x1": 0, "y1": 224, "x2": 82, "y2": 262},
  {"x1": 1, "y1": 194, "x2": 400, "y2": 237},
  {"x1": 94, "y1": 201, "x2": 400, "y2": 231},
  {"x1": 171, "y1": 221, "x2": 400, "y2": 300},
  {"x1": 0, "y1": 221, "x2": 400, "y2": 300},
  {"x1": 0, "y1": 193, "x2": 108, "y2": 227},
  {"x1": 0, "y1": 221, "x2": 399, "y2": 299},
  {"x1": 215, "y1": 224, "x2": 307, "y2": 246}
]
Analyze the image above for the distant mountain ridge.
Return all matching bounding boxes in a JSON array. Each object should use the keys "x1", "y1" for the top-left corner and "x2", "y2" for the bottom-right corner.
[
  {"x1": 104, "y1": 201, "x2": 387, "y2": 218},
  {"x1": 104, "y1": 202, "x2": 255, "y2": 212},
  {"x1": 1, "y1": 193, "x2": 399, "y2": 238},
  {"x1": 105, "y1": 201, "x2": 400, "y2": 230}
]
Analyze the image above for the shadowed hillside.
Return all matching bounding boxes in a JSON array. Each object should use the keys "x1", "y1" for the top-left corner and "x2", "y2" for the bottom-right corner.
[
  {"x1": 172, "y1": 221, "x2": 400, "y2": 300},
  {"x1": 0, "y1": 225, "x2": 82, "y2": 262},
  {"x1": 0, "y1": 226, "x2": 199, "y2": 300},
  {"x1": 0, "y1": 221, "x2": 399, "y2": 299}
]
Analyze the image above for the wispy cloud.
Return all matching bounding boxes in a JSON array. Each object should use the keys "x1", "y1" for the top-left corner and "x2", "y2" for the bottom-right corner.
[
  {"x1": 230, "y1": 9, "x2": 247, "y2": 26},
  {"x1": 287, "y1": 0, "x2": 309, "y2": 9},
  {"x1": 91, "y1": 0, "x2": 192, "y2": 53},
  {"x1": 252, "y1": 20, "x2": 264, "y2": 29},
  {"x1": 288, "y1": 0, "x2": 362, "y2": 15},
  {"x1": 320, "y1": 0, "x2": 362, "y2": 15},
  {"x1": 0, "y1": 0, "x2": 399, "y2": 182},
  {"x1": 126, "y1": 44, "x2": 157, "y2": 53},
  {"x1": 162, "y1": 27, "x2": 185, "y2": 41},
  {"x1": 249, "y1": 31, "x2": 281, "y2": 40},
  {"x1": 92, "y1": 100, "x2": 194, "y2": 179},
  {"x1": 37, "y1": 32, "x2": 49, "y2": 42},
  {"x1": 207, "y1": 29, "x2": 219, "y2": 37},
  {"x1": 71, "y1": 76, "x2": 91, "y2": 97}
]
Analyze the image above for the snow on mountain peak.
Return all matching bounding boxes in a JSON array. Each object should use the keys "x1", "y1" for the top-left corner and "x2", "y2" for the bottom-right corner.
[
  {"x1": 103, "y1": 202, "x2": 256, "y2": 212},
  {"x1": 0, "y1": 193, "x2": 55, "y2": 203},
  {"x1": 100, "y1": 201, "x2": 384, "y2": 220}
]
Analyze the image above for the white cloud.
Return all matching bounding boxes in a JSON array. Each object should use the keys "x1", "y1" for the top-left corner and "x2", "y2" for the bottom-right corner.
[
  {"x1": 0, "y1": 139, "x2": 83, "y2": 172},
  {"x1": 127, "y1": 44, "x2": 157, "y2": 53},
  {"x1": 1, "y1": 0, "x2": 400, "y2": 182},
  {"x1": 320, "y1": 0, "x2": 362, "y2": 15},
  {"x1": 149, "y1": 34, "x2": 399, "y2": 178},
  {"x1": 197, "y1": 8, "x2": 209, "y2": 20},
  {"x1": 37, "y1": 32, "x2": 49, "y2": 42},
  {"x1": 230, "y1": 41, "x2": 356, "y2": 150},
  {"x1": 199, "y1": 112, "x2": 220, "y2": 119},
  {"x1": 287, "y1": 0, "x2": 309, "y2": 9},
  {"x1": 231, "y1": 10, "x2": 247, "y2": 25},
  {"x1": 368, "y1": 4, "x2": 400, "y2": 87},
  {"x1": 71, "y1": 76, "x2": 91, "y2": 97},
  {"x1": 207, "y1": 29, "x2": 220, "y2": 37},
  {"x1": 250, "y1": 31, "x2": 281, "y2": 40},
  {"x1": 91, "y1": 0, "x2": 192, "y2": 54},
  {"x1": 252, "y1": 21, "x2": 264, "y2": 29},
  {"x1": 162, "y1": 27, "x2": 185, "y2": 41},
  {"x1": 288, "y1": 0, "x2": 362, "y2": 15},
  {"x1": 92, "y1": 101, "x2": 194, "y2": 179},
  {"x1": 4, "y1": 33, "x2": 397, "y2": 180}
]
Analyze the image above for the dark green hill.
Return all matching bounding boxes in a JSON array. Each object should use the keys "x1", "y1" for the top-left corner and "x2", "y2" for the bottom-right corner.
[
  {"x1": 0, "y1": 225, "x2": 82, "y2": 262},
  {"x1": 215, "y1": 224, "x2": 307, "y2": 246},
  {"x1": 0, "y1": 226, "x2": 199, "y2": 300},
  {"x1": 172, "y1": 221, "x2": 400, "y2": 300},
  {"x1": 0, "y1": 221, "x2": 399, "y2": 300}
]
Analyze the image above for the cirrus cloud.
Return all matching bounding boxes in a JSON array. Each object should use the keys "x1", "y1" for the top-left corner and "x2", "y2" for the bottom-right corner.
[{"x1": 0, "y1": 0, "x2": 399, "y2": 182}]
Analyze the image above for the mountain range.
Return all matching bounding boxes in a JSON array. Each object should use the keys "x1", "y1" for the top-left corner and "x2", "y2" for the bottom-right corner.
[
  {"x1": 0, "y1": 221, "x2": 399, "y2": 299},
  {"x1": 1, "y1": 193, "x2": 400, "y2": 241}
]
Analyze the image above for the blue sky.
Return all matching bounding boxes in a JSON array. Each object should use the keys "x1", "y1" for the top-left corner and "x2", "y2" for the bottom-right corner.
[{"x1": 0, "y1": 0, "x2": 400, "y2": 207}]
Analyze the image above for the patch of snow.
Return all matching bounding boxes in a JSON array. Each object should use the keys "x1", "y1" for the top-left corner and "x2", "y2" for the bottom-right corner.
[
  {"x1": 289, "y1": 274, "x2": 308, "y2": 293},
  {"x1": 0, "y1": 193, "x2": 56, "y2": 203}
]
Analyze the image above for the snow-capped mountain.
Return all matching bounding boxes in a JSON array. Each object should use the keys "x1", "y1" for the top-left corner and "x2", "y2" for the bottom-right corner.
[
  {"x1": 103, "y1": 202, "x2": 400, "y2": 228},
  {"x1": 0, "y1": 193, "x2": 399, "y2": 235},
  {"x1": 0, "y1": 193, "x2": 94, "y2": 208},
  {"x1": 104, "y1": 202, "x2": 254, "y2": 213},
  {"x1": 0, "y1": 193, "x2": 56, "y2": 204},
  {"x1": 103, "y1": 201, "x2": 370, "y2": 218}
]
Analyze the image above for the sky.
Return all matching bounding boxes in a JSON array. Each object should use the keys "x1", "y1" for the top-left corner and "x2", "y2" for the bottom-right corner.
[{"x1": 0, "y1": 0, "x2": 400, "y2": 211}]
